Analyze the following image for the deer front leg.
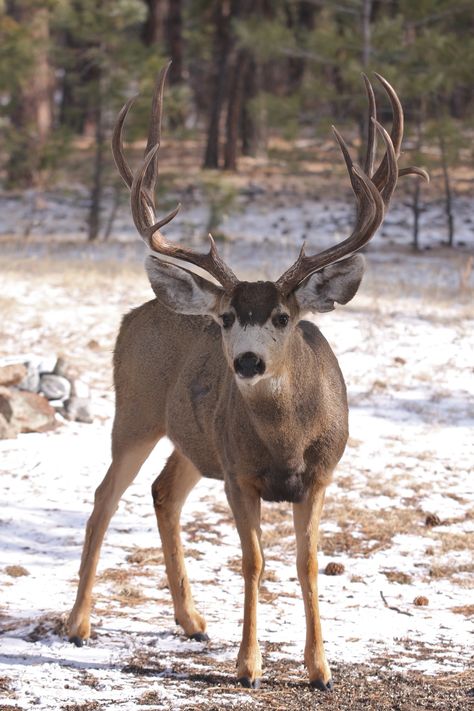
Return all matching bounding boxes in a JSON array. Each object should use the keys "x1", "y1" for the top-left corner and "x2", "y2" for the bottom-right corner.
[
  {"x1": 225, "y1": 480, "x2": 263, "y2": 689},
  {"x1": 152, "y1": 450, "x2": 207, "y2": 640},
  {"x1": 68, "y1": 438, "x2": 157, "y2": 645},
  {"x1": 293, "y1": 485, "x2": 332, "y2": 691}
]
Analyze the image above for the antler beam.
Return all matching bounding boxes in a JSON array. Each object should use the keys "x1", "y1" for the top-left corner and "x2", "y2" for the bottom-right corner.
[{"x1": 111, "y1": 62, "x2": 239, "y2": 292}]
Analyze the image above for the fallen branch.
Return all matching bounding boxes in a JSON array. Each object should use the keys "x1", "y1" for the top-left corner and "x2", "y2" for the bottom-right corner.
[{"x1": 380, "y1": 590, "x2": 414, "y2": 617}]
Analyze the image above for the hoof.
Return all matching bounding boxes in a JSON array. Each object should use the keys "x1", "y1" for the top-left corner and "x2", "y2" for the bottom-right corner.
[
  {"x1": 189, "y1": 632, "x2": 209, "y2": 643},
  {"x1": 310, "y1": 678, "x2": 333, "y2": 692},
  {"x1": 238, "y1": 677, "x2": 261, "y2": 689},
  {"x1": 69, "y1": 636, "x2": 84, "y2": 648}
]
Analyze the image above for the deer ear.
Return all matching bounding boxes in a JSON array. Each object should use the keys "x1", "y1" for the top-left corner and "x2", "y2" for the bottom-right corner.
[
  {"x1": 146, "y1": 256, "x2": 223, "y2": 315},
  {"x1": 294, "y1": 254, "x2": 365, "y2": 313}
]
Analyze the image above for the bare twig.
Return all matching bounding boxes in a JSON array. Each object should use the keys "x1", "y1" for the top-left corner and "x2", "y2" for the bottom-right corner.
[{"x1": 380, "y1": 590, "x2": 414, "y2": 617}]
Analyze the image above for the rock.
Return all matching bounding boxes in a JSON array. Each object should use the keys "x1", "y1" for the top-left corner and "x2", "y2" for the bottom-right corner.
[
  {"x1": 53, "y1": 356, "x2": 79, "y2": 382},
  {"x1": 425, "y1": 513, "x2": 441, "y2": 527},
  {"x1": 37, "y1": 354, "x2": 58, "y2": 374},
  {"x1": 0, "y1": 412, "x2": 18, "y2": 439},
  {"x1": 0, "y1": 363, "x2": 27, "y2": 387},
  {"x1": 64, "y1": 396, "x2": 93, "y2": 423},
  {"x1": 0, "y1": 388, "x2": 14, "y2": 422},
  {"x1": 17, "y1": 362, "x2": 40, "y2": 393},
  {"x1": 71, "y1": 379, "x2": 90, "y2": 399},
  {"x1": 0, "y1": 386, "x2": 56, "y2": 436},
  {"x1": 39, "y1": 374, "x2": 71, "y2": 401}
]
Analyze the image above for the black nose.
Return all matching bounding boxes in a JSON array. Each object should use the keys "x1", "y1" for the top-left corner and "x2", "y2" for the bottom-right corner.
[{"x1": 234, "y1": 352, "x2": 266, "y2": 379}]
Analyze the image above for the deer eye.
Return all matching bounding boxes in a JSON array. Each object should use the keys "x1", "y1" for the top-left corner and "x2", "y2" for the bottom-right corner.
[
  {"x1": 221, "y1": 312, "x2": 235, "y2": 330},
  {"x1": 273, "y1": 313, "x2": 289, "y2": 328}
]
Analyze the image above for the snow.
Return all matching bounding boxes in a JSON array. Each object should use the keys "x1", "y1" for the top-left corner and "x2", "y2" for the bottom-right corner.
[{"x1": 0, "y1": 200, "x2": 473, "y2": 708}]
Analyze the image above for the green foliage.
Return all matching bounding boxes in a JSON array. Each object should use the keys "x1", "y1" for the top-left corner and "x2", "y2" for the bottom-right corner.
[
  {"x1": 200, "y1": 174, "x2": 239, "y2": 239},
  {"x1": 234, "y1": 17, "x2": 295, "y2": 63},
  {"x1": 0, "y1": 13, "x2": 34, "y2": 94},
  {"x1": 1, "y1": 0, "x2": 474, "y2": 196}
]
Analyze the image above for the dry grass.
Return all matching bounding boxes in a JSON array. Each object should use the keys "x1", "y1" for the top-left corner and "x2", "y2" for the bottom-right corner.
[
  {"x1": 451, "y1": 605, "x2": 474, "y2": 617},
  {"x1": 62, "y1": 702, "x2": 102, "y2": 711},
  {"x1": 323, "y1": 503, "x2": 422, "y2": 555},
  {"x1": 434, "y1": 530, "x2": 474, "y2": 554},
  {"x1": 4, "y1": 565, "x2": 29, "y2": 578},
  {"x1": 125, "y1": 547, "x2": 164, "y2": 566},
  {"x1": 429, "y1": 563, "x2": 474, "y2": 585},
  {"x1": 382, "y1": 571, "x2": 413, "y2": 585}
]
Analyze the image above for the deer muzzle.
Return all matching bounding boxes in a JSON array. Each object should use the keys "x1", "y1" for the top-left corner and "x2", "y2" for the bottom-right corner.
[{"x1": 233, "y1": 352, "x2": 266, "y2": 379}]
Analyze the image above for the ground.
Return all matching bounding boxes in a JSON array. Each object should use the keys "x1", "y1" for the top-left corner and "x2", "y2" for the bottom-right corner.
[{"x1": 0, "y1": 168, "x2": 473, "y2": 710}]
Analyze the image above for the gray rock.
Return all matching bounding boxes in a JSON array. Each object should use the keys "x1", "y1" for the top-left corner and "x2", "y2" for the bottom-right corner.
[
  {"x1": 18, "y1": 362, "x2": 40, "y2": 393},
  {"x1": 54, "y1": 356, "x2": 80, "y2": 383},
  {"x1": 64, "y1": 396, "x2": 93, "y2": 424},
  {"x1": 38, "y1": 354, "x2": 58, "y2": 374},
  {"x1": 71, "y1": 379, "x2": 90, "y2": 399},
  {"x1": 39, "y1": 374, "x2": 71, "y2": 401}
]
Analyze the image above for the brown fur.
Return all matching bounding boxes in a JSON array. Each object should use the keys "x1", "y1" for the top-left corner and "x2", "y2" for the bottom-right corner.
[
  {"x1": 69, "y1": 68, "x2": 427, "y2": 691},
  {"x1": 68, "y1": 292, "x2": 348, "y2": 690}
]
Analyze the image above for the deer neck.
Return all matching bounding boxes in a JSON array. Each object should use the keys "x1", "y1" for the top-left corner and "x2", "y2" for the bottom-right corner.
[{"x1": 233, "y1": 333, "x2": 312, "y2": 468}]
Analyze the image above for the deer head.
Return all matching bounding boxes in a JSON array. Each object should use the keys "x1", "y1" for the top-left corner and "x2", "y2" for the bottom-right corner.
[{"x1": 112, "y1": 64, "x2": 428, "y2": 386}]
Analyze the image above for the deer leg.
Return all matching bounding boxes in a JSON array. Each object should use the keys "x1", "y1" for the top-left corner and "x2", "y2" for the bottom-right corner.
[
  {"x1": 68, "y1": 436, "x2": 158, "y2": 645},
  {"x1": 293, "y1": 485, "x2": 332, "y2": 690},
  {"x1": 151, "y1": 450, "x2": 205, "y2": 640},
  {"x1": 225, "y1": 481, "x2": 263, "y2": 688}
]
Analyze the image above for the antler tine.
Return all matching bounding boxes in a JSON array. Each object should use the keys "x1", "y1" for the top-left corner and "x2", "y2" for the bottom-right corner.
[
  {"x1": 362, "y1": 74, "x2": 377, "y2": 177},
  {"x1": 131, "y1": 144, "x2": 165, "y2": 236},
  {"x1": 373, "y1": 119, "x2": 398, "y2": 205},
  {"x1": 142, "y1": 61, "x2": 170, "y2": 205},
  {"x1": 370, "y1": 74, "x2": 429, "y2": 194},
  {"x1": 399, "y1": 166, "x2": 430, "y2": 182},
  {"x1": 112, "y1": 96, "x2": 137, "y2": 190},
  {"x1": 371, "y1": 73, "x2": 403, "y2": 193}
]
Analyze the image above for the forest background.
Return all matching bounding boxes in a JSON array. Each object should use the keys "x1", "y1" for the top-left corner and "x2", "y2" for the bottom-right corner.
[{"x1": 0, "y1": 0, "x2": 473, "y2": 247}]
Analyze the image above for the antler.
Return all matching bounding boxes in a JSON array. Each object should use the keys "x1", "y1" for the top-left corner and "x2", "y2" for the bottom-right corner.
[
  {"x1": 276, "y1": 74, "x2": 429, "y2": 295},
  {"x1": 111, "y1": 62, "x2": 239, "y2": 292}
]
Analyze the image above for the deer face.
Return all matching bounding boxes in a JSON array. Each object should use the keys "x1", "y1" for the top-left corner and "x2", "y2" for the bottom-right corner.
[
  {"x1": 147, "y1": 254, "x2": 365, "y2": 384},
  {"x1": 215, "y1": 281, "x2": 297, "y2": 384}
]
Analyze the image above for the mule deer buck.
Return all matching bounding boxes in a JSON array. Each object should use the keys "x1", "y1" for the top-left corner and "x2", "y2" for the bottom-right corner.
[{"x1": 68, "y1": 64, "x2": 427, "y2": 690}]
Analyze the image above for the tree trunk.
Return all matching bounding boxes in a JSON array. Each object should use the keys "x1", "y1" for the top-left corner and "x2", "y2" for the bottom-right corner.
[
  {"x1": 6, "y1": 3, "x2": 52, "y2": 188},
  {"x1": 411, "y1": 115, "x2": 423, "y2": 250},
  {"x1": 411, "y1": 179, "x2": 421, "y2": 251},
  {"x1": 142, "y1": 0, "x2": 165, "y2": 46},
  {"x1": 224, "y1": 50, "x2": 251, "y2": 171},
  {"x1": 285, "y1": 1, "x2": 317, "y2": 92},
  {"x1": 166, "y1": 0, "x2": 183, "y2": 84},
  {"x1": 241, "y1": 58, "x2": 260, "y2": 157},
  {"x1": 439, "y1": 133, "x2": 455, "y2": 247},
  {"x1": 358, "y1": 0, "x2": 373, "y2": 165},
  {"x1": 203, "y1": 2, "x2": 233, "y2": 169},
  {"x1": 88, "y1": 73, "x2": 104, "y2": 242}
]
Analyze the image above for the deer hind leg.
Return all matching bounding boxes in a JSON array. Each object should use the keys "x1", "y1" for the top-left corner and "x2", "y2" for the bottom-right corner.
[
  {"x1": 293, "y1": 485, "x2": 332, "y2": 691},
  {"x1": 225, "y1": 481, "x2": 263, "y2": 689},
  {"x1": 68, "y1": 435, "x2": 159, "y2": 645},
  {"x1": 151, "y1": 449, "x2": 206, "y2": 640}
]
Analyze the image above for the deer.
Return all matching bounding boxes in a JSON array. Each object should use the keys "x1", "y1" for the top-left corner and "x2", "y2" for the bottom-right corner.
[{"x1": 67, "y1": 63, "x2": 428, "y2": 690}]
